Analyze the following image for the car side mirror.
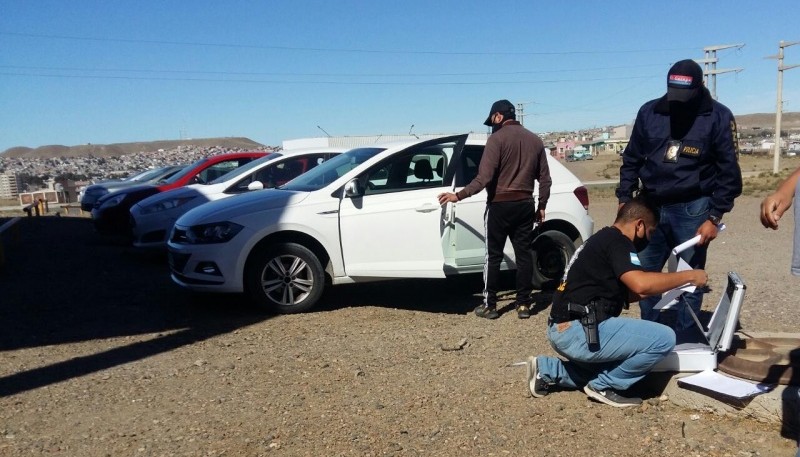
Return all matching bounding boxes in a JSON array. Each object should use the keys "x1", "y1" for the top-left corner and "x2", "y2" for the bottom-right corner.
[
  {"x1": 343, "y1": 179, "x2": 363, "y2": 198},
  {"x1": 247, "y1": 181, "x2": 264, "y2": 191}
]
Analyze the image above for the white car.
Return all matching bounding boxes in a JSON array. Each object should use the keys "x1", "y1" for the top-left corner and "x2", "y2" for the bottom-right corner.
[
  {"x1": 130, "y1": 147, "x2": 343, "y2": 249},
  {"x1": 167, "y1": 134, "x2": 594, "y2": 313}
]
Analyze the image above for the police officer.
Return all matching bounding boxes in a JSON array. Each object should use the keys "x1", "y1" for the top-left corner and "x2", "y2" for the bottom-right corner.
[
  {"x1": 526, "y1": 196, "x2": 708, "y2": 407},
  {"x1": 616, "y1": 59, "x2": 742, "y2": 332}
]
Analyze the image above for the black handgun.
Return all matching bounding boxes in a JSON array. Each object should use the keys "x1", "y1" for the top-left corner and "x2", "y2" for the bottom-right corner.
[{"x1": 580, "y1": 306, "x2": 600, "y2": 351}]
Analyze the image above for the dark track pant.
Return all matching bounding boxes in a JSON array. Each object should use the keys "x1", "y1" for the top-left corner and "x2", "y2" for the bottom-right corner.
[{"x1": 483, "y1": 199, "x2": 535, "y2": 308}]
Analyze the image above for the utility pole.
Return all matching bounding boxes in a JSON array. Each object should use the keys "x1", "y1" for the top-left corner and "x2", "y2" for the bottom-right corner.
[
  {"x1": 698, "y1": 44, "x2": 745, "y2": 100},
  {"x1": 516, "y1": 101, "x2": 535, "y2": 127},
  {"x1": 767, "y1": 40, "x2": 800, "y2": 174}
]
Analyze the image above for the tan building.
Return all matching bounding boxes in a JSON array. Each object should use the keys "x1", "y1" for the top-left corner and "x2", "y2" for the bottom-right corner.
[{"x1": 0, "y1": 172, "x2": 21, "y2": 199}]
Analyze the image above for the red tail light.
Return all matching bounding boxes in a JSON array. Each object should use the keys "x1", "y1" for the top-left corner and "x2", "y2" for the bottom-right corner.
[{"x1": 573, "y1": 186, "x2": 589, "y2": 210}]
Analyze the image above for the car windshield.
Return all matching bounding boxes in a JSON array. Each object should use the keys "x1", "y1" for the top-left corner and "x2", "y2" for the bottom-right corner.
[
  {"x1": 131, "y1": 166, "x2": 176, "y2": 182},
  {"x1": 160, "y1": 158, "x2": 209, "y2": 184},
  {"x1": 126, "y1": 168, "x2": 159, "y2": 181},
  {"x1": 208, "y1": 152, "x2": 280, "y2": 185},
  {"x1": 280, "y1": 147, "x2": 385, "y2": 192}
]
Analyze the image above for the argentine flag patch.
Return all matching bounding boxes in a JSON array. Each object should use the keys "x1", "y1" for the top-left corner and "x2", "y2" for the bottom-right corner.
[{"x1": 630, "y1": 252, "x2": 641, "y2": 266}]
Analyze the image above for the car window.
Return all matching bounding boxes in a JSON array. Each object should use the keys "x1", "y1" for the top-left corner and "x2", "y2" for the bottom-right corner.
[
  {"x1": 456, "y1": 145, "x2": 484, "y2": 187},
  {"x1": 209, "y1": 153, "x2": 281, "y2": 185},
  {"x1": 361, "y1": 142, "x2": 453, "y2": 195},
  {"x1": 228, "y1": 154, "x2": 329, "y2": 193},
  {"x1": 193, "y1": 158, "x2": 256, "y2": 184},
  {"x1": 281, "y1": 148, "x2": 384, "y2": 192},
  {"x1": 162, "y1": 158, "x2": 208, "y2": 184}
]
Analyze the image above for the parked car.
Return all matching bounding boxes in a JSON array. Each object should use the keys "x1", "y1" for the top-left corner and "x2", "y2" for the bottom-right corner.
[
  {"x1": 92, "y1": 151, "x2": 267, "y2": 236},
  {"x1": 130, "y1": 147, "x2": 344, "y2": 249},
  {"x1": 566, "y1": 151, "x2": 591, "y2": 162},
  {"x1": 79, "y1": 165, "x2": 185, "y2": 211},
  {"x1": 167, "y1": 135, "x2": 593, "y2": 314}
]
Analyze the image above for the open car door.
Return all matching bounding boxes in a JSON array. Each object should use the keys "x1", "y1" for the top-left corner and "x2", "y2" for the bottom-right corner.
[{"x1": 338, "y1": 135, "x2": 467, "y2": 278}]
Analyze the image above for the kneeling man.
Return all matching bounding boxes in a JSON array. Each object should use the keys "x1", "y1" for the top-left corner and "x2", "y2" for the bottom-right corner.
[{"x1": 527, "y1": 196, "x2": 708, "y2": 407}]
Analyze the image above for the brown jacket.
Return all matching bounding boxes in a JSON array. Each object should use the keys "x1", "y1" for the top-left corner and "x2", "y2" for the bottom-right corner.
[{"x1": 456, "y1": 121, "x2": 551, "y2": 209}]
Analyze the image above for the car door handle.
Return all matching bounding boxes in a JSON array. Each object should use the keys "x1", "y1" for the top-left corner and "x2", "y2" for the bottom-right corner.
[{"x1": 415, "y1": 203, "x2": 438, "y2": 213}]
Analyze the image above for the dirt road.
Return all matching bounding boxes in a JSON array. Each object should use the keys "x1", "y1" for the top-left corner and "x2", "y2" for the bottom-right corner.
[{"x1": 0, "y1": 194, "x2": 798, "y2": 456}]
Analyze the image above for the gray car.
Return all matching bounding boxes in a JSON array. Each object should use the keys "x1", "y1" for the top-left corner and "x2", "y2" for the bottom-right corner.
[{"x1": 80, "y1": 165, "x2": 185, "y2": 211}]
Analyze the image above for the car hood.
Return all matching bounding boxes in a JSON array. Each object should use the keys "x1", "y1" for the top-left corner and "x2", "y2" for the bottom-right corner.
[
  {"x1": 86, "y1": 180, "x2": 140, "y2": 192},
  {"x1": 136, "y1": 186, "x2": 201, "y2": 209},
  {"x1": 97, "y1": 184, "x2": 159, "y2": 203},
  {"x1": 177, "y1": 189, "x2": 310, "y2": 226}
]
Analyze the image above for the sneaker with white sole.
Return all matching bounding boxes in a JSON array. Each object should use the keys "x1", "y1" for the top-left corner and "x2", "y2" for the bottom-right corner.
[
  {"x1": 525, "y1": 356, "x2": 549, "y2": 398},
  {"x1": 583, "y1": 384, "x2": 641, "y2": 407}
]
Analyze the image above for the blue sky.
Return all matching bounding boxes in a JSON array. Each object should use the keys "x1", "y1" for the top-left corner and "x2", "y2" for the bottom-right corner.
[{"x1": 1, "y1": 1, "x2": 798, "y2": 151}]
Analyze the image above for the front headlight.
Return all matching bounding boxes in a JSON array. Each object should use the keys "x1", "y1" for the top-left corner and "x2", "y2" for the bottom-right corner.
[
  {"x1": 186, "y1": 222, "x2": 243, "y2": 244},
  {"x1": 99, "y1": 193, "x2": 126, "y2": 209},
  {"x1": 140, "y1": 196, "x2": 195, "y2": 215}
]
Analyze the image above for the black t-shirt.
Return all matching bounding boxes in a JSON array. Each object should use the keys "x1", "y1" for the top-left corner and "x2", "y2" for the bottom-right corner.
[{"x1": 550, "y1": 226, "x2": 643, "y2": 318}]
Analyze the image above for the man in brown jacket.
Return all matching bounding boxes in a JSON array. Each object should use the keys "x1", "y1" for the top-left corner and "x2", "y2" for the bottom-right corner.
[{"x1": 438, "y1": 99, "x2": 552, "y2": 319}]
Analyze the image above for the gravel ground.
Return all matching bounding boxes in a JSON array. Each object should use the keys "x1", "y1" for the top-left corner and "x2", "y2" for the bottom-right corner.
[{"x1": 0, "y1": 193, "x2": 798, "y2": 457}]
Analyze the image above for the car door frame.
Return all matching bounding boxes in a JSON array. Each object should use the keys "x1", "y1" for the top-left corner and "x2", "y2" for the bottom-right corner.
[{"x1": 337, "y1": 135, "x2": 467, "y2": 278}]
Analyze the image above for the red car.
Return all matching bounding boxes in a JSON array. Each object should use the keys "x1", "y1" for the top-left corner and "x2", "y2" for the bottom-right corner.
[{"x1": 92, "y1": 151, "x2": 268, "y2": 235}]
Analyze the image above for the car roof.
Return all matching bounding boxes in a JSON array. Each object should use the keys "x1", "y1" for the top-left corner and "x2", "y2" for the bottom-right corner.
[{"x1": 279, "y1": 146, "x2": 348, "y2": 155}]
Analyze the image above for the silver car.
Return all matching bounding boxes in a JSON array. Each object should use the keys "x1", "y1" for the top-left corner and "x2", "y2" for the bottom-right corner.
[{"x1": 79, "y1": 165, "x2": 185, "y2": 211}]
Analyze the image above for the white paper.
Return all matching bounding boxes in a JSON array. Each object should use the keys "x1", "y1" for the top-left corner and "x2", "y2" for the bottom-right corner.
[
  {"x1": 677, "y1": 369, "x2": 773, "y2": 399},
  {"x1": 672, "y1": 234, "x2": 702, "y2": 257},
  {"x1": 652, "y1": 286, "x2": 691, "y2": 310}
]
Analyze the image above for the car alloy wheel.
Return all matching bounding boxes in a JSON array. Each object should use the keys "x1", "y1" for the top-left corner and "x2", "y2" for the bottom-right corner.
[{"x1": 245, "y1": 242, "x2": 325, "y2": 313}]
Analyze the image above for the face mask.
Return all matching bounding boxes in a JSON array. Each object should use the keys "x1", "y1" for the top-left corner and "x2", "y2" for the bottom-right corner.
[
  {"x1": 633, "y1": 224, "x2": 650, "y2": 252},
  {"x1": 491, "y1": 123, "x2": 503, "y2": 134},
  {"x1": 633, "y1": 234, "x2": 649, "y2": 252}
]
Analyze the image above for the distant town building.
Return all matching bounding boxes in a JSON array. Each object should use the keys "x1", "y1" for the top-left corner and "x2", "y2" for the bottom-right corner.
[
  {"x1": 0, "y1": 172, "x2": 21, "y2": 199},
  {"x1": 611, "y1": 125, "x2": 632, "y2": 139},
  {"x1": 18, "y1": 178, "x2": 68, "y2": 206}
]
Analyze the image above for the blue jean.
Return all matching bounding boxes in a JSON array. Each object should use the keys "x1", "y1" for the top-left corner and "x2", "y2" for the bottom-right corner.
[
  {"x1": 638, "y1": 196, "x2": 710, "y2": 331},
  {"x1": 537, "y1": 317, "x2": 675, "y2": 391}
]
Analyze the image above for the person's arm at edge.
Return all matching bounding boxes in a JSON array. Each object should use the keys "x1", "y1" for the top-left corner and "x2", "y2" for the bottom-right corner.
[{"x1": 761, "y1": 166, "x2": 800, "y2": 229}]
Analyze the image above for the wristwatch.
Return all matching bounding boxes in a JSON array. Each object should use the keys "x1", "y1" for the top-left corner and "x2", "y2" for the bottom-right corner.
[{"x1": 708, "y1": 214, "x2": 722, "y2": 226}]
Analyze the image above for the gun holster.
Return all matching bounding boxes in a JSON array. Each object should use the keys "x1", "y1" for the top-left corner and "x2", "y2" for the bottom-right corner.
[
  {"x1": 580, "y1": 306, "x2": 600, "y2": 352},
  {"x1": 567, "y1": 302, "x2": 601, "y2": 352}
]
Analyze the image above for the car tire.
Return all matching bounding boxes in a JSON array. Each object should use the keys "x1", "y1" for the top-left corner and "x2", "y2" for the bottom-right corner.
[
  {"x1": 245, "y1": 242, "x2": 325, "y2": 314},
  {"x1": 531, "y1": 230, "x2": 576, "y2": 290}
]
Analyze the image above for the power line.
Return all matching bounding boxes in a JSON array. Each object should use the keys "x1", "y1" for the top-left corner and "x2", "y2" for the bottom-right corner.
[
  {"x1": 0, "y1": 63, "x2": 669, "y2": 78},
  {"x1": 0, "y1": 31, "x2": 700, "y2": 56},
  {"x1": 0, "y1": 71, "x2": 664, "y2": 85}
]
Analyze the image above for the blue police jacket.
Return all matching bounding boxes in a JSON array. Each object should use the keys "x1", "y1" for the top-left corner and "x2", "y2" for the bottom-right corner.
[{"x1": 616, "y1": 89, "x2": 742, "y2": 220}]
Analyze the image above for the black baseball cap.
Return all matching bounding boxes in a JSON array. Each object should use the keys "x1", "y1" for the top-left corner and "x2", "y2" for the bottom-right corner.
[
  {"x1": 667, "y1": 59, "x2": 703, "y2": 103},
  {"x1": 483, "y1": 99, "x2": 515, "y2": 126}
]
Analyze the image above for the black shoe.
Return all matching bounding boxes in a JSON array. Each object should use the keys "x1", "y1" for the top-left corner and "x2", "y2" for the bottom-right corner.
[
  {"x1": 583, "y1": 384, "x2": 642, "y2": 407},
  {"x1": 474, "y1": 304, "x2": 499, "y2": 319},
  {"x1": 516, "y1": 304, "x2": 531, "y2": 319},
  {"x1": 525, "y1": 356, "x2": 549, "y2": 398}
]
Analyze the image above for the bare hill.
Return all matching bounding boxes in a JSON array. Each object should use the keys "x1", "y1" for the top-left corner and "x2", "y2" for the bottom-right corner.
[
  {"x1": 1, "y1": 137, "x2": 267, "y2": 159},
  {"x1": 736, "y1": 112, "x2": 800, "y2": 130}
]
